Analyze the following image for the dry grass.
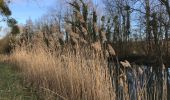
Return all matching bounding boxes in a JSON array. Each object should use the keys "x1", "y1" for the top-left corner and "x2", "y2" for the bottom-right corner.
[
  {"x1": 3, "y1": 39, "x2": 167, "y2": 100},
  {"x1": 8, "y1": 45, "x2": 115, "y2": 100},
  {"x1": 4, "y1": 33, "x2": 167, "y2": 100}
]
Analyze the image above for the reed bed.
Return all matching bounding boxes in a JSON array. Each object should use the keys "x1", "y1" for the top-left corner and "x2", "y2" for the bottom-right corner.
[
  {"x1": 7, "y1": 43, "x2": 168, "y2": 100},
  {"x1": 9, "y1": 45, "x2": 115, "y2": 100}
]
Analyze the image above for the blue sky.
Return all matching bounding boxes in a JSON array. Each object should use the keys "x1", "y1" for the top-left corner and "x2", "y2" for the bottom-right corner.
[{"x1": 9, "y1": 0, "x2": 57, "y2": 24}]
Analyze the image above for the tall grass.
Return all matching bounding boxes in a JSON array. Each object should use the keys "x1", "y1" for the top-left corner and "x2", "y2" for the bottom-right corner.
[
  {"x1": 7, "y1": 43, "x2": 168, "y2": 100},
  {"x1": 9, "y1": 44, "x2": 115, "y2": 99},
  {"x1": 4, "y1": 30, "x2": 167, "y2": 99}
]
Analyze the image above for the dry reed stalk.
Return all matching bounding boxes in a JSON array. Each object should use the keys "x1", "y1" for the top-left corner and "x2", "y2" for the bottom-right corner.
[
  {"x1": 65, "y1": 24, "x2": 72, "y2": 33},
  {"x1": 101, "y1": 31, "x2": 107, "y2": 43},
  {"x1": 138, "y1": 67, "x2": 143, "y2": 75},
  {"x1": 81, "y1": 26, "x2": 88, "y2": 35},
  {"x1": 71, "y1": 37, "x2": 78, "y2": 44},
  {"x1": 120, "y1": 60, "x2": 131, "y2": 68},
  {"x1": 105, "y1": 50, "x2": 109, "y2": 58},
  {"x1": 76, "y1": 11, "x2": 85, "y2": 24},
  {"x1": 108, "y1": 44, "x2": 116, "y2": 56},
  {"x1": 162, "y1": 64, "x2": 165, "y2": 70},
  {"x1": 94, "y1": 23, "x2": 99, "y2": 33},
  {"x1": 80, "y1": 38, "x2": 88, "y2": 44},
  {"x1": 76, "y1": 27, "x2": 81, "y2": 34},
  {"x1": 91, "y1": 41, "x2": 102, "y2": 51},
  {"x1": 69, "y1": 31, "x2": 79, "y2": 39}
]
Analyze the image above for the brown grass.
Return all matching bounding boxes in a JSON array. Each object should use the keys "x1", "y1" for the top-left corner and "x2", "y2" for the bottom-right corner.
[
  {"x1": 9, "y1": 45, "x2": 115, "y2": 99},
  {"x1": 3, "y1": 38, "x2": 167, "y2": 100}
]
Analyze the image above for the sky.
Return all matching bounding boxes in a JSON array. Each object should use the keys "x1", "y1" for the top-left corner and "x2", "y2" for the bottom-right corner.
[
  {"x1": 0, "y1": 0, "x2": 102, "y2": 37},
  {"x1": 9, "y1": 0, "x2": 56, "y2": 24}
]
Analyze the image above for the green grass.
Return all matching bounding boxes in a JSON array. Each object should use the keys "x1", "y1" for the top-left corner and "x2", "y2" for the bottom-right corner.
[{"x1": 0, "y1": 63, "x2": 38, "y2": 100}]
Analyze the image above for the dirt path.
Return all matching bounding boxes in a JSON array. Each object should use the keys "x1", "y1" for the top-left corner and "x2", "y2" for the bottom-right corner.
[{"x1": 0, "y1": 63, "x2": 37, "y2": 100}]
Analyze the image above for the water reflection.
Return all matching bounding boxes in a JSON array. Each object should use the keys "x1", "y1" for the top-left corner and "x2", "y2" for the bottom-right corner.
[{"x1": 108, "y1": 62, "x2": 168, "y2": 100}]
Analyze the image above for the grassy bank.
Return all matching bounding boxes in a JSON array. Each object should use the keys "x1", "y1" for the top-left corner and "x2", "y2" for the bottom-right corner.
[{"x1": 0, "y1": 63, "x2": 38, "y2": 100}]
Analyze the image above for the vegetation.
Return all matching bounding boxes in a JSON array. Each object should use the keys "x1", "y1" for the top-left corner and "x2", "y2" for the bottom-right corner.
[
  {"x1": 0, "y1": 63, "x2": 38, "y2": 99},
  {"x1": 0, "y1": 0, "x2": 169, "y2": 100}
]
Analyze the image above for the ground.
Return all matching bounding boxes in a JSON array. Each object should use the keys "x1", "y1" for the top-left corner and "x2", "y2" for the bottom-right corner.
[{"x1": 0, "y1": 63, "x2": 37, "y2": 100}]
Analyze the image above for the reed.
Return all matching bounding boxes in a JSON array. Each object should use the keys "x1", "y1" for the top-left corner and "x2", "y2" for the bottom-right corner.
[{"x1": 9, "y1": 43, "x2": 115, "y2": 99}]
